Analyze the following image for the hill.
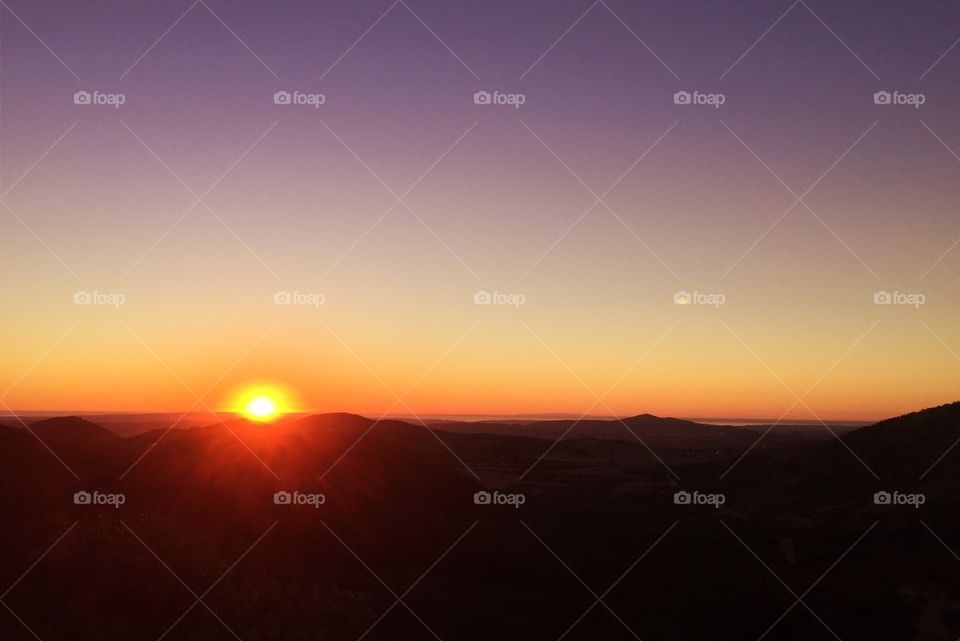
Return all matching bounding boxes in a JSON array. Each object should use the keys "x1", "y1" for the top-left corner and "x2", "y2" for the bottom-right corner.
[{"x1": 1, "y1": 404, "x2": 957, "y2": 640}]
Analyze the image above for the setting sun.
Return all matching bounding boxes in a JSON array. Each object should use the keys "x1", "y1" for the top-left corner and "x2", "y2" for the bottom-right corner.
[
  {"x1": 245, "y1": 396, "x2": 278, "y2": 421},
  {"x1": 231, "y1": 385, "x2": 292, "y2": 422}
]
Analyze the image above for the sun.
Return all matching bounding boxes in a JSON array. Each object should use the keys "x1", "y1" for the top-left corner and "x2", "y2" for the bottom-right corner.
[
  {"x1": 245, "y1": 396, "x2": 278, "y2": 421},
  {"x1": 232, "y1": 384, "x2": 292, "y2": 423}
]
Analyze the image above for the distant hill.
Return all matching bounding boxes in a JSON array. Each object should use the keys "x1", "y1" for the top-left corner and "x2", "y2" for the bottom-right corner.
[
  {"x1": 443, "y1": 412, "x2": 853, "y2": 440},
  {"x1": 30, "y1": 416, "x2": 122, "y2": 445},
  {"x1": 431, "y1": 412, "x2": 779, "y2": 447}
]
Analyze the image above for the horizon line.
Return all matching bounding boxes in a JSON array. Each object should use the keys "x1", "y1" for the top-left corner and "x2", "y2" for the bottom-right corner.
[{"x1": 0, "y1": 409, "x2": 876, "y2": 426}]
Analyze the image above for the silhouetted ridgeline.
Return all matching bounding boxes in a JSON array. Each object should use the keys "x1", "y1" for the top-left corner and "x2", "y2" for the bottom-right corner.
[{"x1": 1, "y1": 404, "x2": 957, "y2": 640}]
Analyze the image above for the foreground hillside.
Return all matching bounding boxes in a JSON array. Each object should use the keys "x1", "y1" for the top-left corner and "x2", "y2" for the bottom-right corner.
[{"x1": 1, "y1": 404, "x2": 957, "y2": 640}]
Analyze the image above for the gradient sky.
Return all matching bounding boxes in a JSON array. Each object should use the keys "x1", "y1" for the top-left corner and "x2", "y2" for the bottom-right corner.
[{"x1": 1, "y1": 0, "x2": 958, "y2": 421}]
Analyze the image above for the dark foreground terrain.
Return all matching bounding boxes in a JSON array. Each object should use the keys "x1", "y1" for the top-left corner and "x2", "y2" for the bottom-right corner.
[{"x1": 1, "y1": 403, "x2": 958, "y2": 640}]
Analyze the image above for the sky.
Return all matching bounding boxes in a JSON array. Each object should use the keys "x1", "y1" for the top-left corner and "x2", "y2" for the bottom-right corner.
[{"x1": 1, "y1": 0, "x2": 958, "y2": 422}]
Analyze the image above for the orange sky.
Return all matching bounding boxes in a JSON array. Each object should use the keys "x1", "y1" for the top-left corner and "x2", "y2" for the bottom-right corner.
[
  {"x1": 1, "y1": 1, "x2": 958, "y2": 422},
  {"x1": 3, "y1": 284, "x2": 958, "y2": 421}
]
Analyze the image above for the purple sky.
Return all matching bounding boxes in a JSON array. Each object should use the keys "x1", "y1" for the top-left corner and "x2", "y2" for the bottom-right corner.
[{"x1": 1, "y1": 0, "x2": 958, "y2": 419}]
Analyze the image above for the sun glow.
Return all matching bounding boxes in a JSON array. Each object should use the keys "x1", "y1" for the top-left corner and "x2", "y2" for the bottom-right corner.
[
  {"x1": 232, "y1": 385, "x2": 291, "y2": 422},
  {"x1": 246, "y1": 396, "x2": 277, "y2": 420}
]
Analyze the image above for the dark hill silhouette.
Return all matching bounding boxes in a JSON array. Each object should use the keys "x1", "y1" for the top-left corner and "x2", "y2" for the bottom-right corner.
[
  {"x1": 431, "y1": 412, "x2": 775, "y2": 447},
  {"x1": 676, "y1": 402, "x2": 959, "y2": 515},
  {"x1": 31, "y1": 415, "x2": 122, "y2": 445},
  {"x1": 843, "y1": 401, "x2": 960, "y2": 479},
  {"x1": 1, "y1": 404, "x2": 957, "y2": 640}
]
